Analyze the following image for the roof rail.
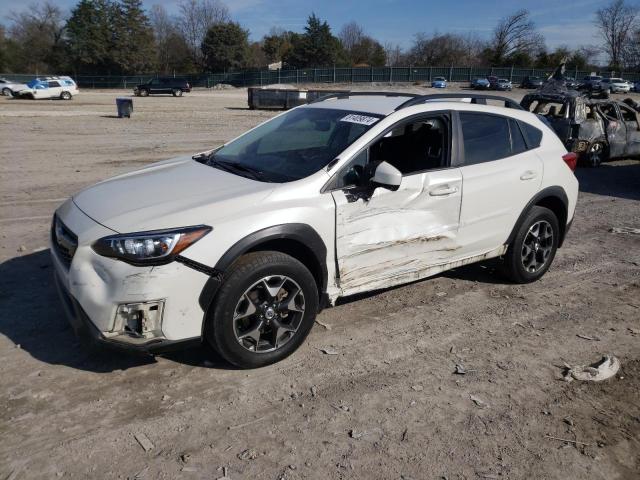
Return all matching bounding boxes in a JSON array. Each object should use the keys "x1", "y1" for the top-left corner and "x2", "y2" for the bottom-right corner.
[
  {"x1": 308, "y1": 91, "x2": 421, "y2": 104},
  {"x1": 395, "y1": 93, "x2": 524, "y2": 111}
]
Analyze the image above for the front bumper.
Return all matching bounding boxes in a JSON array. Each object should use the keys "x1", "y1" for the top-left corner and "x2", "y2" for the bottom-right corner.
[
  {"x1": 54, "y1": 271, "x2": 200, "y2": 353},
  {"x1": 51, "y1": 199, "x2": 212, "y2": 352}
]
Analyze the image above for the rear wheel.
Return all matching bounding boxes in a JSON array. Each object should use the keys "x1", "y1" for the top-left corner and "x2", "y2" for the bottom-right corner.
[
  {"x1": 172, "y1": 89, "x2": 183, "y2": 97},
  {"x1": 502, "y1": 206, "x2": 559, "y2": 284},
  {"x1": 585, "y1": 141, "x2": 606, "y2": 167},
  {"x1": 139, "y1": 89, "x2": 149, "y2": 97},
  {"x1": 2, "y1": 87, "x2": 11, "y2": 96},
  {"x1": 60, "y1": 91, "x2": 72, "y2": 100},
  {"x1": 205, "y1": 251, "x2": 319, "y2": 368}
]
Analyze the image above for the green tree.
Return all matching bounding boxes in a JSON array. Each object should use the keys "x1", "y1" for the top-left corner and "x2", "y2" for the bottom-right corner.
[
  {"x1": 284, "y1": 14, "x2": 344, "y2": 67},
  {"x1": 201, "y1": 22, "x2": 249, "y2": 71},
  {"x1": 262, "y1": 29, "x2": 294, "y2": 63},
  {"x1": 65, "y1": 0, "x2": 114, "y2": 74},
  {"x1": 349, "y1": 36, "x2": 386, "y2": 66},
  {"x1": 112, "y1": 0, "x2": 156, "y2": 73}
]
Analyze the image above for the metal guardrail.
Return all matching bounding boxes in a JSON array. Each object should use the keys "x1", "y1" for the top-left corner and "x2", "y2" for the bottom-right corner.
[{"x1": 2, "y1": 66, "x2": 639, "y2": 89}]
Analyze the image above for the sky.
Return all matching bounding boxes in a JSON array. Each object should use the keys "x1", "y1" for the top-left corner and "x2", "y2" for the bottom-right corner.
[{"x1": 1, "y1": 0, "x2": 609, "y2": 50}]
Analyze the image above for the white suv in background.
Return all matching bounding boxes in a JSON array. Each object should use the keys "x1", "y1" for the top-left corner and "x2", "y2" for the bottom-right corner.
[
  {"x1": 51, "y1": 92, "x2": 579, "y2": 368},
  {"x1": 13, "y1": 76, "x2": 79, "y2": 100},
  {"x1": 600, "y1": 77, "x2": 631, "y2": 94}
]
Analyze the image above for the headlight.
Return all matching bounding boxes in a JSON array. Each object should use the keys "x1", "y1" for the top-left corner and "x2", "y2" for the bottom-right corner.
[{"x1": 92, "y1": 225, "x2": 211, "y2": 265}]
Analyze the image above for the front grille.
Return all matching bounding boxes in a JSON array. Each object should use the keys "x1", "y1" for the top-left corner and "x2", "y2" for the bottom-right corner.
[{"x1": 51, "y1": 215, "x2": 78, "y2": 268}]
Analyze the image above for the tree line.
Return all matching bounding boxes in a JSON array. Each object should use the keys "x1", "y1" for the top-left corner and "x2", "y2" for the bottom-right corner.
[{"x1": 0, "y1": 0, "x2": 639, "y2": 75}]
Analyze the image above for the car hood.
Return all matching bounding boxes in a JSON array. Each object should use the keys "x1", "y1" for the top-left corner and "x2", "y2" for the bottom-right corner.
[{"x1": 73, "y1": 156, "x2": 276, "y2": 233}]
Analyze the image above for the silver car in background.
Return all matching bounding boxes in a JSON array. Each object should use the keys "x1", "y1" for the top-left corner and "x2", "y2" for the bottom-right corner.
[{"x1": 0, "y1": 77, "x2": 28, "y2": 96}]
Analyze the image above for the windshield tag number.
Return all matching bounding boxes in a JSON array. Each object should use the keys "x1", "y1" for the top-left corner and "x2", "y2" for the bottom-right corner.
[{"x1": 340, "y1": 114, "x2": 379, "y2": 126}]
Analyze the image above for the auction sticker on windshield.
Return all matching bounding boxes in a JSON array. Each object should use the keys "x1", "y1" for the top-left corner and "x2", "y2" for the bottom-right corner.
[{"x1": 340, "y1": 114, "x2": 379, "y2": 126}]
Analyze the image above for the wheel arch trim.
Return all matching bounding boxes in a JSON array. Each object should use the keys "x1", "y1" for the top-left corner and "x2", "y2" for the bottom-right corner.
[
  {"x1": 505, "y1": 186, "x2": 570, "y2": 248},
  {"x1": 197, "y1": 223, "x2": 328, "y2": 313}
]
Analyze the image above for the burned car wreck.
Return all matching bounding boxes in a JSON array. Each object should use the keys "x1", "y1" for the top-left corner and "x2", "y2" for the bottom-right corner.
[{"x1": 520, "y1": 68, "x2": 640, "y2": 167}]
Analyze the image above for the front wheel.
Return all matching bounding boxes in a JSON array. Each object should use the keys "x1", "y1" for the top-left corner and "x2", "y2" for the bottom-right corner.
[
  {"x1": 205, "y1": 251, "x2": 319, "y2": 368},
  {"x1": 139, "y1": 89, "x2": 149, "y2": 97},
  {"x1": 502, "y1": 206, "x2": 559, "y2": 284}
]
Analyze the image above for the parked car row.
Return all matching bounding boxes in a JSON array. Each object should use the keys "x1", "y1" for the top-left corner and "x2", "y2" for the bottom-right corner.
[{"x1": 0, "y1": 76, "x2": 79, "y2": 99}]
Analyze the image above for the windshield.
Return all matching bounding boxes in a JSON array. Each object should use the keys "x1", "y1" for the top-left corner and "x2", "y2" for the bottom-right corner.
[{"x1": 206, "y1": 107, "x2": 382, "y2": 182}]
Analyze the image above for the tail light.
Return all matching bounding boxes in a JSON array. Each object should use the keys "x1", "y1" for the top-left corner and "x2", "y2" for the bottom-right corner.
[{"x1": 562, "y1": 152, "x2": 578, "y2": 171}]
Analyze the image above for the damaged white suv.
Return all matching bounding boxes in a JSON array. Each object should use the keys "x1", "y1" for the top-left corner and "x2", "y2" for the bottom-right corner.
[{"x1": 52, "y1": 92, "x2": 579, "y2": 368}]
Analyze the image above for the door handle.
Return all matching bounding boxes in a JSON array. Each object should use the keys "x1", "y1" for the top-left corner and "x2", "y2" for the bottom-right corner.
[
  {"x1": 520, "y1": 170, "x2": 538, "y2": 181},
  {"x1": 429, "y1": 185, "x2": 458, "y2": 196}
]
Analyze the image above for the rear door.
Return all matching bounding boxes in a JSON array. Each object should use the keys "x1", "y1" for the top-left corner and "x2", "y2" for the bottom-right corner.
[
  {"x1": 456, "y1": 112, "x2": 543, "y2": 256},
  {"x1": 330, "y1": 113, "x2": 463, "y2": 294},
  {"x1": 47, "y1": 81, "x2": 62, "y2": 98},
  {"x1": 597, "y1": 103, "x2": 627, "y2": 158},
  {"x1": 148, "y1": 78, "x2": 162, "y2": 93},
  {"x1": 618, "y1": 103, "x2": 640, "y2": 157}
]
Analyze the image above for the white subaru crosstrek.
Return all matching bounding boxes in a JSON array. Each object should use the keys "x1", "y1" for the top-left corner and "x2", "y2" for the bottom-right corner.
[{"x1": 51, "y1": 92, "x2": 579, "y2": 368}]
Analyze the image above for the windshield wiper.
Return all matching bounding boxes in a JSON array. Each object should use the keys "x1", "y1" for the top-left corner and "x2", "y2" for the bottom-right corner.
[{"x1": 208, "y1": 158, "x2": 267, "y2": 181}]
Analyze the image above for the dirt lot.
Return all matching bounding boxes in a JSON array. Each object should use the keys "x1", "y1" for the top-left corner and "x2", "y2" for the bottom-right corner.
[{"x1": 0, "y1": 85, "x2": 639, "y2": 480}]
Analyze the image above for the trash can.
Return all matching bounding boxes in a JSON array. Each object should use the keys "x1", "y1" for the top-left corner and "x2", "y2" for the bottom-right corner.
[{"x1": 116, "y1": 97, "x2": 133, "y2": 118}]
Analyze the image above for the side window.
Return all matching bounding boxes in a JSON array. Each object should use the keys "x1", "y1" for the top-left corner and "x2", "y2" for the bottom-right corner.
[
  {"x1": 509, "y1": 119, "x2": 527, "y2": 154},
  {"x1": 369, "y1": 116, "x2": 449, "y2": 175},
  {"x1": 619, "y1": 105, "x2": 637, "y2": 122},
  {"x1": 460, "y1": 113, "x2": 511, "y2": 164},
  {"x1": 599, "y1": 104, "x2": 618, "y2": 121},
  {"x1": 519, "y1": 121, "x2": 543, "y2": 148},
  {"x1": 48, "y1": 81, "x2": 61, "y2": 88}
]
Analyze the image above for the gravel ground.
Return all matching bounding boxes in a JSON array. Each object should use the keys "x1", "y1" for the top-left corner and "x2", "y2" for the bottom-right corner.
[{"x1": 0, "y1": 86, "x2": 639, "y2": 480}]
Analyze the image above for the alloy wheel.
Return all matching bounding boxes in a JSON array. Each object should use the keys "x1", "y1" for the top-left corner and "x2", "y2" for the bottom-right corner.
[
  {"x1": 233, "y1": 275, "x2": 305, "y2": 353},
  {"x1": 521, "y1": 220, "x2": 554, "y2": 273},
  {"x1": 588, "y1": 143, "x2": 603, "y2": 167}
]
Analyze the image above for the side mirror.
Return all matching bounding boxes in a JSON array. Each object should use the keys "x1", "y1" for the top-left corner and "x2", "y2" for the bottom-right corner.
[{"x1": 372, "y1": 161, "x2": 402, "y2": 191}]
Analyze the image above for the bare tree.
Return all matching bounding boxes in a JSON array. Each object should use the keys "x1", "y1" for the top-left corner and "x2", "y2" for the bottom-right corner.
[
  {"x1": 177, "y1": 0, "x2": 230, "y2": 66},
  {"x1": 409, "y1": 32, "x2": 474, "y2": 66},
  {"x1": 384, "y1": 42, "x2": 404, "y2": 67},
  {"x1": 595, "y1": 0, "x2": 638, "y2": 69},
  {"x1": 150, "y1": 5, "x2": 176, "y2": 72},
  {"x1": 338, "y1": 21, "x2": 364, "y2": 53},
  {"x1": 7, "y1": 1, "x2": 66, "y2": 72},
  {"x1": 491, "y1": 9, "x2": 544, "y2": 64}
]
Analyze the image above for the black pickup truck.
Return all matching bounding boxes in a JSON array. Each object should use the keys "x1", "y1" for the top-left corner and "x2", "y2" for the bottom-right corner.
[{"x1": 133, "y1": 77, "x2": 191, "y2": 97}]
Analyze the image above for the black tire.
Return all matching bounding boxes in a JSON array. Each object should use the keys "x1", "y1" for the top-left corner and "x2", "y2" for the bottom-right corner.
[
  {"x1": 502, "y1": 206, "x2": 559, "y2": 284},
  {"x1": 60, "y1": 91, "x2": 72, "y2": 100},
  {"x1": 2, "y1": 87, "x2": 11, "y2": 96},
  {"x1": 205, "y1": 251, "x2": 319, "y2": 368},
  {"x1": 139, "y1": 89, "x2": 149, "y2": 97},
  {"x1": 172, "y1": 89, "x2": 183, "y2": 97}
]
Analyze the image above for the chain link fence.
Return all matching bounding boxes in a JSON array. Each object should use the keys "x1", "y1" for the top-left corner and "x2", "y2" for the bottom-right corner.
[{"x1": 2, "y1": 66, "x2": 638, "y2": 89}]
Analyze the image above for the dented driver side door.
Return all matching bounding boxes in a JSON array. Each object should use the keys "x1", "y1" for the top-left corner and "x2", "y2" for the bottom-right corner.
[{"x1": 330, "y1": 114, "x2": 462, "y2": 295}]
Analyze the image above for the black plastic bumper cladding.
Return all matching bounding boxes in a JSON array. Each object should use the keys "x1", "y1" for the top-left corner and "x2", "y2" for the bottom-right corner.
[
  {"x1": 506, "y1": 186, "x2": 570, "y2": 248},
  {"x1": 198, "y1": 223, "x2": 328, "y2": 313}
]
